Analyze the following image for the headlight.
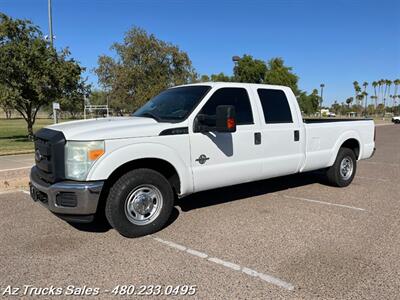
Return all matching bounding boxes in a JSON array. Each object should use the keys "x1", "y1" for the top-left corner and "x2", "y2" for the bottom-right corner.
[{"x1": 65, "y1": 141, "x2": 105, "y2": 180}]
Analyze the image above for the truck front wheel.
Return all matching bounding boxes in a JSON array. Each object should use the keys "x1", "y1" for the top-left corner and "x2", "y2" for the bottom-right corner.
[
  {"x1": 105, "y1": 168, "x2": 174, "y2": 237},
  {"x1": 326, "y1": 147, "x2": 357, "y2": 187}
]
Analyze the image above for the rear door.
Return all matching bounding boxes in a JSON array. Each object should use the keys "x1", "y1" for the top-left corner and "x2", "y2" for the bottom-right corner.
[
  {"x1": 188, "y1": 85, "x2": 264, "y2": 192},
  {"x1": 252, "y1": 87, "x2": 303, "y2": 177}
]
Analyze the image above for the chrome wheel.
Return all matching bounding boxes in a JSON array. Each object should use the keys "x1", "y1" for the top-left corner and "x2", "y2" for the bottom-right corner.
[
  {"x1": 124, "y1": 185, "x2": 163, "y2": 226},
  {"x1": 339, "y1": 156, "x2": 354, "y2": 180}
]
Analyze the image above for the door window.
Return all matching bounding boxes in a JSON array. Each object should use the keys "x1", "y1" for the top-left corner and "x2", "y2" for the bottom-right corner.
[
  {"x1": 200, "y1": 88, "x2": 254, "y2": 125},
  {"x1": 257, "y1": 89, "x2": 293, "y2": 123}
]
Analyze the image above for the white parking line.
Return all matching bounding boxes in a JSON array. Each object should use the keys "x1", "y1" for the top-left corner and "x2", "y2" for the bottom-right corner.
[
  {"x1": 357, "y1": 176, "x2": 390, "y2": 182},
  {"x1": 282, "y1": 195, "x2": 366, "y2": 211},
  {"x1": 0, "y1": 166, "x2": 32, "y2": 173},
  {"x1": 152, "y1": 236, "x2": 295, "y2": 291},
  {"x1": 375, "y1": 123, "x2": 394, "y2": 127},
  {"x1": 0, "y1": 189, "x2": 29, "y2": 195},
  {"x1": 362, "y1": 161, "x2": 399, "y2": 167}
]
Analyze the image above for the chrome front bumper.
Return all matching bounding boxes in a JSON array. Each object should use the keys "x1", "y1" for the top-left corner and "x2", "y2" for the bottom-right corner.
[{"x1": 29, "y1": 166, "x2": 104, "y2": 219}]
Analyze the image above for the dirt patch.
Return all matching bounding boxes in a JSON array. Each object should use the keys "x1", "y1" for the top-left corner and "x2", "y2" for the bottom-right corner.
[{"x1": 0, "y1": 169, "x2": 30, "y2": 192}]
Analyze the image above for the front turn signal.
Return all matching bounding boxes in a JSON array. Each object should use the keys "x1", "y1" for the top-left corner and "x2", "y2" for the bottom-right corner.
[{"x1": 88, "y1": 149, "x2": 104, "y2": 161}]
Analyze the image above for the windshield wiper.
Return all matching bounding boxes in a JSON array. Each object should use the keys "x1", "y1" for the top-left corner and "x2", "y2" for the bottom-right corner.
[{"x1": 137, "y1": 112, "x2": 160, "y2": 122}]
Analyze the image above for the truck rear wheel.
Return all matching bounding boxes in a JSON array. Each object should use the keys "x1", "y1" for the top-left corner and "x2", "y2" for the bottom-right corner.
[
  {"x1": 326, "y1": 147, "x2": 357, "y2": 187},
  {"x1": 105, "y1": 168, "x2": 174, "y2": 238}
]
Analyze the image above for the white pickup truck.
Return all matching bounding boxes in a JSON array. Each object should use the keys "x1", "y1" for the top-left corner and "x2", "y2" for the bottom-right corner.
[{"x1": 30, "y1": 82, "x2": 375, "y2": 237}]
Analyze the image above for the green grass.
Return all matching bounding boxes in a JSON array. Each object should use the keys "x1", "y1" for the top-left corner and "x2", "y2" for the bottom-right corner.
[{"x1": 0, "y1": 119, "x2": 54, "y2": 155}]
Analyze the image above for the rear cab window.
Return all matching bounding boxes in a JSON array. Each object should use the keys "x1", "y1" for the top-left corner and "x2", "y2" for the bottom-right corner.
[
  {"x1": 199, "y1": 87, "x2": 254, "y2": 125},
  {"x1": 257, "y1": 89, "x2": 293, "y2": 124}
]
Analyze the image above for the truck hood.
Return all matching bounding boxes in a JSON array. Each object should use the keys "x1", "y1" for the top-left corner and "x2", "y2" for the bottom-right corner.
[{"x1": 47, "y1": 117, "x2": 172, "y2": 140}]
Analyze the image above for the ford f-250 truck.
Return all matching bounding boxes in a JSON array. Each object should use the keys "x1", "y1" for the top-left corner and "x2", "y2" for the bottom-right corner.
[{"x1": 30, "y1": 83, "x2": 375, "y2": 237}]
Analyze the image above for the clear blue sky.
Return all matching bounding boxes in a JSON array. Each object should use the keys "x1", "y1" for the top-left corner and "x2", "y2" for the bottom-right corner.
[{"x1": 2, "y1": 0, "x2": 399, "y2": 105}]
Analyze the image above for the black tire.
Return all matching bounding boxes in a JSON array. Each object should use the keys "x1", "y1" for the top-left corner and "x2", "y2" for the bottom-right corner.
[
  {"x1": 105, "y1": 168, "x2": 174, "y2": 238},
  {"x1": 326, "y1": 147, "x2": 357, "y2": 187}
]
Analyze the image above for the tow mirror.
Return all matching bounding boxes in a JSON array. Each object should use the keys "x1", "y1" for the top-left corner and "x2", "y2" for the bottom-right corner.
[{"x1": 216, "y1": 105, "x2": 236, "y2": 133}]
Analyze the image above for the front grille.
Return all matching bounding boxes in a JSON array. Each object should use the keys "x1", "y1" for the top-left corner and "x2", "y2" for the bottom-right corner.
[{"x1": 34, "y1": 128, "x2": 66, "y2": 183}]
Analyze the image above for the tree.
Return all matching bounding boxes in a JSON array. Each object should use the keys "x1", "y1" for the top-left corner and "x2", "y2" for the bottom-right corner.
[
  {"x1": 210, "y1": 72, "x2": 231, "y2": 82},
  {"x1": 366, "y1": 104, "x2": 375, "y2": 115},
  {"x1": 233, "y1": 54, "x2": 267, "y2": 83},
  {"x1": 199, "y1": 75, "x2": 210, "y2": 82},
  {"x1": 362, "y1": 82, "x2": 368, "y2": 111},
  {"x1": 362, "y1": 91, "x2": 368, "y2": 115},
  {"x1": 383, "y1": 79, "x2": 389, "y2": 107},
  {"x1": 386, "y1": 80, "x2": 392, "y2": 100},
  {"x1": 95, "y1": 27, "x2": 196, "y2": 112},
  {"x1": 88, "y1": 90, "x2": 108, "y2": 106},
  {"x1": 297, "y1": 89, "x2": 319, "y2": 115},
  {"x1": 346, "y1": 97, "x2": 353, "y2": 108},
  {"x1": 379, "y1": 79, "x2": 385, "y2": 105},
  {"x1": 372, "y1": 81, "x2": 378, "y2": 107},
  {"x1": 376, "y1": 103, "x2": 385, "y2": 115},
  {"x1": 319, "y1": 83, "x2": 325, "y2": 115},
  {"x1": 362, "y1": 81, "x2": 368, "y2": 92},
  {"x1": 389, "y1": 95, "x2": 395, "y2": 108},
  {"x1": 370, "y1": 96, "x2": 378, "y2": 112},
  {"x1": 331, "y1": 101, "x2": 341, "y2": 115},
  {"x1": 264, "y1": 58, "x2": 300, "y2": 95},
  {"x1": 353, "y1": 81, "x2": 362, "y2": 106},
  {"x1": 393, "y1": 79, "x2": 400, "y2": 98},
  {"x1": 356, "y1": 94, "x2": 364, "y2": 108},
  {"x1": 0, "y1": 13, "x2": 89, "y2": 137},
  {"x1": 0, "y1": 85, "x2": 13, "y2": 118}
]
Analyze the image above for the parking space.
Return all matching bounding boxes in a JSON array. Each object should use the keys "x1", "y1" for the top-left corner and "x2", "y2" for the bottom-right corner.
[{"x1": 0, "y1": 125, "x2": 399, "y2": 299}]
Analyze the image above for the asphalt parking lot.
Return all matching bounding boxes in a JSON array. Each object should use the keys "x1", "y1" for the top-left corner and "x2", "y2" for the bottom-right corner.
[{"x1": 0, "y1": 124, "x2": 399, "y2": 299}]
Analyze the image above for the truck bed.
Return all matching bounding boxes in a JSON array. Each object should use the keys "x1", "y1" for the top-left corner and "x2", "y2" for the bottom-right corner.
[{"x1": 300, "y1": 118, "x2": 375, "y2": 173}]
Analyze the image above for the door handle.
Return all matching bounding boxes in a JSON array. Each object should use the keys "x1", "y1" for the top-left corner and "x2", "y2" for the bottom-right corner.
[
  {"x1": 254, "y1": 132, "x2": 261, "y2": 145},
  {"x1": 294, "y1": 130, "x2": 300, "y2": 142}
]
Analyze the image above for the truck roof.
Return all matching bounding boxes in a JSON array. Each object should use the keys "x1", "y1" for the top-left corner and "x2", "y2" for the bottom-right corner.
[{"x1": 173, "y1": 82, "x2": 290, "y2": 90}]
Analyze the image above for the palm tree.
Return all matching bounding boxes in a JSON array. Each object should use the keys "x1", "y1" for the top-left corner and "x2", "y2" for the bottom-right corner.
[
  {"x1": 370, "y1": 96, "x2": 378, "y2": 114},
  {"x1": 389, "y1": 95, "x2": 395, "y2": 108},
  {"x1": 346, "y1": 97, "x2": 353, "y2": 108},
  {"x1": 378, "y1": 79, "x2": 385, "y2": 105},
  {"x1": 320, "y1": 83, "x2": 325, "y2": 116},
  {"x1": 393, "y1": 79, "x2": 400, "y2": 98},
  {"x1": 356, "y1": 94, "x2": 364, "y2": 108},
  {"x1": 353, "y1": 81, "x2": 361, "y2": 105},
  {"x1": 381, "y1": 79, "x2": 391, "y2": 117},
  {"x1": 372, "y1": 81, "x2": 378, "y2": 107},
  {"x1": 362, "y1": 81, "x2": 368, "y2": 92},
  {"x1": 362, "y1": 82, "x2": 368, "y2": 110},
  {"x1": 363, "y1": 91, "x2": 368, "y2": 115},
  {"x1": 387, "y1": 80, "x2": 392, "y2": 99}
]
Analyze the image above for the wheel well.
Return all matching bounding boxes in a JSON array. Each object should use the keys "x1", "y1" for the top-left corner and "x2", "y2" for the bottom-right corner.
[
  {"x1": 340, "y1": 138, "x2": 360, "y2": 159},
  {"x1": 96, "y1": 158, "x2": 180, "y2": 214}
]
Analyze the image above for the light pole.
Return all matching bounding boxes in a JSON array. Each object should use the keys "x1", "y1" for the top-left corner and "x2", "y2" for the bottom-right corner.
[
  {"x1": 232, "y1": 56, "x2": 240, "y2": 81},
  {"x1": 320, "y1": 83, "x2": 325, "y2": 117},
  {"x1": 232, "y1": 56, "x2": 241, "y2": 63},
  {"x1": 48, "y1": 0, "x2": 53, "y2": 47}
]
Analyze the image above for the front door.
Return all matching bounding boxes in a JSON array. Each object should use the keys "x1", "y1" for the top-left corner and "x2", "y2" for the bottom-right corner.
[{"x1": 189, "y1": 86, "x2": 263, "y2": 192}]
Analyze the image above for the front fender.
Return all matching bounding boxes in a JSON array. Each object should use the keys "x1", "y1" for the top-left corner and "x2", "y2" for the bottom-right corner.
[
  {"x1": 328, "y1": 130, "x2": 362, "y2": 166},
  {"x1": 87, "y1": 142, "x2": 193, "y2": 195}
]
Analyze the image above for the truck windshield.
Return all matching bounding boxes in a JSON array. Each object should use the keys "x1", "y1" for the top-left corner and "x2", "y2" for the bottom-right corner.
[{"x1": 133, "y1": 85, "x2": 211, "y2": 122}]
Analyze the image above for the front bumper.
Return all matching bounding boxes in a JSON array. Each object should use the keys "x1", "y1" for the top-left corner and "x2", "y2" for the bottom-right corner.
[{"x1": 29, "y1": 166, "x2": 104, "y2": 222}]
